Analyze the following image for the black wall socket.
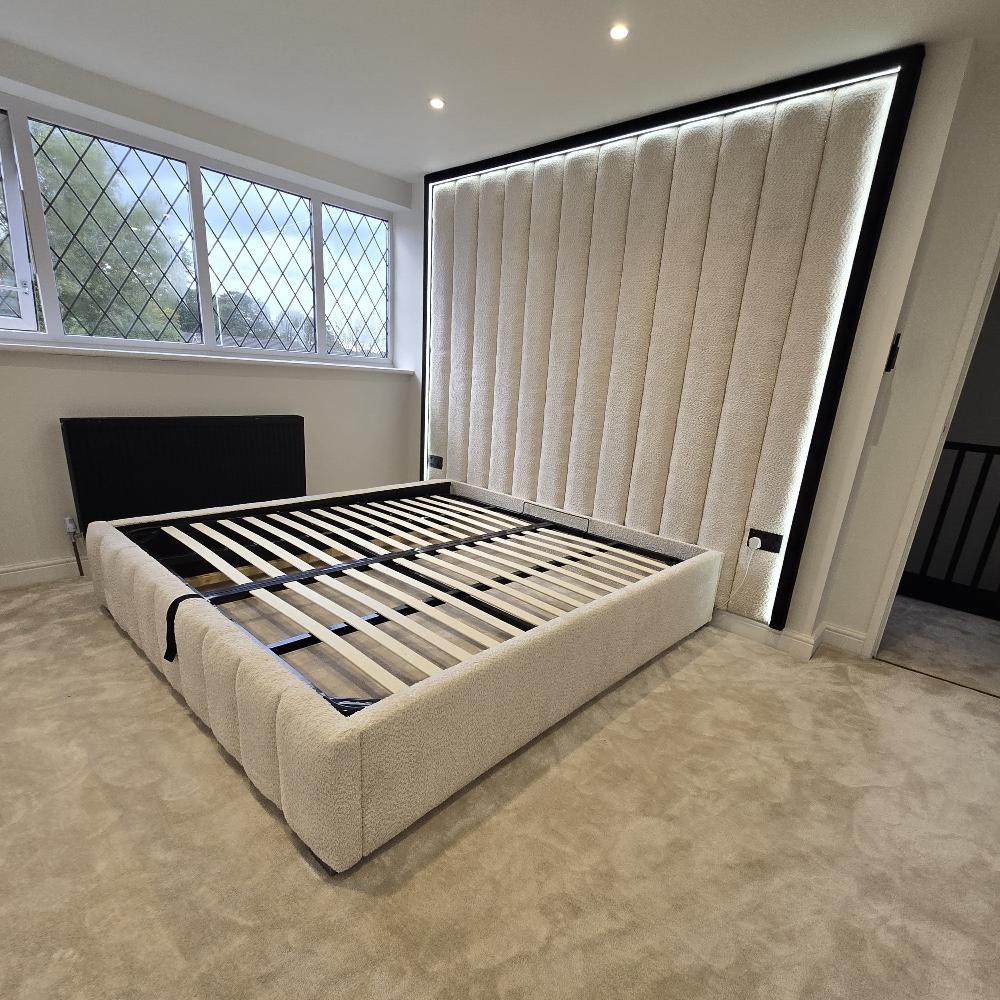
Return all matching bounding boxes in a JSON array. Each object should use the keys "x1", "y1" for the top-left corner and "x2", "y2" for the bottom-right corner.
[{"x1": 748, "y1": 529, "x2": 783, "y2": 554}]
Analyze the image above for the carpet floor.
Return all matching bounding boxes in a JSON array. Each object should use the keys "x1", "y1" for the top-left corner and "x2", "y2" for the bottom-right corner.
[
  {"x1": 879, "y1": 595, "x2": 1000, "y2": 696},
  {"x1": 2, "y1": 578, "x2": 999, "y2": 1000}
]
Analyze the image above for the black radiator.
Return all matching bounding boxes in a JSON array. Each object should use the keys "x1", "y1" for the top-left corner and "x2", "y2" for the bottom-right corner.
[{"x1": 61, "y1": 415, "x2": 306, "y2": 530}]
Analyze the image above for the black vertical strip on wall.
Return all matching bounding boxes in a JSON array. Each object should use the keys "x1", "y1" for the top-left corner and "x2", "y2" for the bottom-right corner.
[{"x1": 421, "y1": 44, "x2": 925, "y2": 630}]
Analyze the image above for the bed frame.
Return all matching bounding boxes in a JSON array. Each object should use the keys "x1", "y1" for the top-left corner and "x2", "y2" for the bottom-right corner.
[{"x1": 88, "y1": 480, "x2": 721, "y2": 870}]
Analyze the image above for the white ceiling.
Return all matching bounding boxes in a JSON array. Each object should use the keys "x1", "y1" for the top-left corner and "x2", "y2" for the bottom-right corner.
[{"x1": 0, "y1": 0, "x2": 996, "y2": 184}]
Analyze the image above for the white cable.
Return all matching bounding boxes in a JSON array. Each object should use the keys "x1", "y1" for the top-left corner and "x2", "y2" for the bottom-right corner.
[{"x1": 731, "y1": 536, "x2": 762, "y2": 597}]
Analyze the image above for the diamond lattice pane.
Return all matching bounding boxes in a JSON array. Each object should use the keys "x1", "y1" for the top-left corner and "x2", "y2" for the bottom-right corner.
[
  {"x1": 29, "y1": 121, "x2": 201, "y2": 342},
  {"x1": 322, "y1": 205, "x2": 388, "y2": 358},
  {"x1": 202, "y1": 169, "x2": 315, "y2": 352}
]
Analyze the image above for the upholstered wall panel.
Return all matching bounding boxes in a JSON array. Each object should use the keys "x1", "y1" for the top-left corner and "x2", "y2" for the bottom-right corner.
[{"x1": 426, "y1": 72, "x2": 898, "y2": 622}]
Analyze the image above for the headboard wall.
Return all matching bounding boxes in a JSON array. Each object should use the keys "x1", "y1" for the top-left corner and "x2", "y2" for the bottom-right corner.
[{"x1": 423, "y1": 48, "x2": 922, "y2": 627}]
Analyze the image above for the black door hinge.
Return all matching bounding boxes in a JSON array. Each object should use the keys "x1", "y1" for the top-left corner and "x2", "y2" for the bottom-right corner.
[{"x1": 885, "y1": 331, "x2": 902, "y2": 373}]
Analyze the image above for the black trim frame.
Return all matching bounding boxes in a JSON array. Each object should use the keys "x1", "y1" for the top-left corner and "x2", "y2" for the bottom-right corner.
[{"x1": 420, "y1": 44, "x2": 924, "y2": 630}]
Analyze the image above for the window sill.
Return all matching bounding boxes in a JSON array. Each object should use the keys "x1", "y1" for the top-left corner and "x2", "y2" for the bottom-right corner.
[{"x1": 0, "y1": 335, "x2": 413, "y2": 375}]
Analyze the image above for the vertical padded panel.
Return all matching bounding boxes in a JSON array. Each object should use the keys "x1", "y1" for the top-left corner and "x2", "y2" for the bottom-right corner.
[
  {"x1": 625, "y1": 120, "x2": 722, "y2": 533},
  {"x1": 536, "y1": 148, "x2": 599, "y2": 509},
  {"x1": 203, "y1": 625, "x2": 250, "y2": 763},
  {"x1": 446, "y1": 177, "x2": 480, "y2": 481},
  {"x1": 489, "y1": 165, "x2": 534, "y2": 494},
  {"x1": 85, "y1": 521, "x2": 113, "y2": 607},
  {"x1": 427, "y1": 183, "x2": 455, "y2": 478},
  {"x1": 104, "y1": 542, "x2": 146, "y2": 645},
  {"x1": 276, "y1": 687, "x2": 362, "y2": 872},
  {"x1": 236, "y1": 645, "x2": 304, "y2": 806},
  {"x1": 466, "y1": 172, "x2": 506, "y2": 486},
  {"x1": 512, "y1": 157, "x2": 564, "y2": 500},
  {"x1": 659, "y1": 106, "x2": 775, "y2": 540},
  {"x1": 594, "y1": 129, "x2": 678, "y2": 523},
  {"x1": 699, "y1": 92, "x2": 834, "y2": 592},
  {"x1": 729, "y1": 78, "x2": 894, "y2": 618},
  {"x1": 564, "y1": 138, "x2": 637, "y2": 515},
  {"x1": 135, "y1": 562, "x2": 191, "y2": 684},
  {"x1": 427, "y1": 69, "x2": 901, "y2": 624},
  {"x1": 175, "y1": 599, "x2": 224, "y2": 726}
]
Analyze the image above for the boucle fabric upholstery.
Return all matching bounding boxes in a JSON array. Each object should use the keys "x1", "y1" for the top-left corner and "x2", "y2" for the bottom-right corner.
[
  {"x1": 427, "y1": 75, "x2": 896, "y2": 623},
  {"x1": 87, "y1": 484, "x2": 720, "y2": 870}
]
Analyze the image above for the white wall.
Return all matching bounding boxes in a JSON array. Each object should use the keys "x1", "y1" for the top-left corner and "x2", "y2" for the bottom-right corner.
[
  {"x1": 818, "y1": 37, "x2": 1000, "y2": 652},
  {"x1": 0, "y1": 350, "x2": 419, "y2": 587}
]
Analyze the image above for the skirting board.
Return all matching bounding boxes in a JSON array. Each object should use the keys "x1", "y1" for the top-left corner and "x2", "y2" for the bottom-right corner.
[
  {"x1": 0, "y1": 554, "x2": 86, "y2": 590},
  {"x1": 711, "y1": 609, "x2": 820, "y2": 661},
  {"x1": 712, "y1": 610, "x2": 870, "y2": 660}
]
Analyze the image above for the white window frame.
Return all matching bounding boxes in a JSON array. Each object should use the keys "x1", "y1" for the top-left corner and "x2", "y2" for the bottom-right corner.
[
  {"x1": 0, "y1": 113, "x2": 39, "y2": 331},
  {"x1": 0, "y1": 91, "x2": 395, "y2": 368}
]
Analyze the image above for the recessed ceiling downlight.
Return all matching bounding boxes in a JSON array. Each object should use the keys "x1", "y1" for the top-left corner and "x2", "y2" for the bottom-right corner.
[
  {"x1": 429, "y1": 97, "x2": 446, "y2": 110},
  {"x1": 609, "y1": 23, "x2": 629, "y2": 41}
]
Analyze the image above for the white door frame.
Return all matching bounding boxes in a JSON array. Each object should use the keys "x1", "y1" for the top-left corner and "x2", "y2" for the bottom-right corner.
[{"x1": 864, "y1": 205, "x2": 1000, "y2": 657}]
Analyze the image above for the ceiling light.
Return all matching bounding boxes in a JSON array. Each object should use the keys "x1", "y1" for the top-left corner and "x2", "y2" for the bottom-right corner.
[
  {"x1": 609, "y1": 23, "x2": 629, "y2": 41},
  {"x1": 429, "y1": 97, "x2": 446, "y2": 110}
]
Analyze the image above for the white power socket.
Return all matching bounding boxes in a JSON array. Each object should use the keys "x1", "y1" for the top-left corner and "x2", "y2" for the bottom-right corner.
[{"x1": 64, "y1": 516, "x2": 77, "y2": 534}]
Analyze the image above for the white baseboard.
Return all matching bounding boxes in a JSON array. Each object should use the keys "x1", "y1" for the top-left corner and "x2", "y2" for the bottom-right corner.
[
  {"x1": 815, "y1": 622, "x2": 868, "y2": 657},
  {"x1": 0, "y1": 555, "x2": 87, "y2": 590},
  {"x1": 711, "y1": 609, "x2": 820, "y2": 661}
]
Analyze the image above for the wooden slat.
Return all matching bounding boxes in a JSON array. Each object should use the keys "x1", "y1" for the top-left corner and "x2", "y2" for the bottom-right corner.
[
  {"x1": 401, "y1": 495, "x2": 517, "y2": 532},
  {"x1": 498, "y1": 535, "x2": 645, "y2": 587},
  {"x1": 344, "y1": 503, "x2": 443, "y2": 545},
  {"x1": 368, "y1": 564, "x2": 522, "y2": 638},
  {"x1": 386, "y1": 497, "x2": 482, "y2": 535},
  {"x1": 220, "y1": 520, "x2": 471, "y2": 662},
  {"x1": 508, "y1": 532, "x2": 645, "y2": 580},
  {"x1": 361, "y1": 501, "x2": 456, "y2": 542},
  {"x1": 344, "y1": 568, "x2": 499, "y2": 650},
  {"x1": 436, "y1": 495, "x2": 528, "y2": 526},
  {"x1": 449, "y1": 544, "x2": 584, "y2": 608},
  {"x1": 408, "y1": 556, "x2": 548, "y2": 626},
  {"x1": 263, "y1": 510, "x2": 519, "y2": 642},
  {"x1": 290, "y1": 509, "x2": 392, "y2": 555},
  {"x1": 245, "y1": 515, "x2": 344, "y2": 563},
  {"x1": 389, "y1": 496, "x2": 496, "y2": 536},
  {"x1": 333, "y1": 504, "x2": 425, "y2": 546},
  {"x1": 535, "y1": 528, "x2": 665, "y2": 572},
  {"x1": 163, "y1": 525, "x2": 407, "y2": 694},
  {"x1": 414, "y1": 552, "x2": 557, "y2": 619},
  {"x1": 267, "y1": 511, "x2": 371, "y2": 556},
  {"x1": 306, "y1": 505, "x2": 408, "y2": 550},
  {"x1": 479, "y1": 538, "x2": 612, "y2": 597},
  {"x1": 194, "y1": 523, "x2": 442, "y2": 677},
  {"x1": 397, "y1": 495, "x2": 649, "y2": 583}
]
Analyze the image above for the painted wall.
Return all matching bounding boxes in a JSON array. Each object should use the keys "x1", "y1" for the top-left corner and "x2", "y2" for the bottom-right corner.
[
  {"x1": 819, "y1": 37, "x2": 1000, "y2": 649},
  {"x1": 0, "y1": 350, "x2": 420, "y2": 586}
]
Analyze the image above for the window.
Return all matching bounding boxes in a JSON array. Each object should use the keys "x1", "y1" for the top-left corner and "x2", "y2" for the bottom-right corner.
[
  {"x1": 0, "y1": 98, "x2": 392, "y2": 363},
  {"x1": 202, "y1": 169, "x2": 314, "y2": 352},
  {"x1": 323, "y1": 205, "x2": 389, "y2": 358},
  {"x1": 29, "y1": 120, "x2": 200, "y2": 342}
]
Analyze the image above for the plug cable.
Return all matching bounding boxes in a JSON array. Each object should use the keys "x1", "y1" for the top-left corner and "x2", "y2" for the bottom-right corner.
[{"x1": 731, "y1": 535, "x2": 762, "y2": 597}]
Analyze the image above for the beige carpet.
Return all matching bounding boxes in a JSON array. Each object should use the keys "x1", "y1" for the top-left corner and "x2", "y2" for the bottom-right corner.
[
  {"x1": 3, "y1": 578, "x2": 999, "y2": 1000},
  {"x1": 880, "y1": 595, "x2": 1000, "y2": 696}
]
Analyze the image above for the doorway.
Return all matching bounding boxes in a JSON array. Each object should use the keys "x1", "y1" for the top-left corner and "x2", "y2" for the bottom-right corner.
[{"x1": 877, "y1": 281, "x2": 1000, "y2": 694}]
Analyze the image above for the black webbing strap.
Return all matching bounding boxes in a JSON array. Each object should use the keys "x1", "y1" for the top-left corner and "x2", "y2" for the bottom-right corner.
[{"x1": 163, "y1": 593, "x2": 206, "y2": 661}]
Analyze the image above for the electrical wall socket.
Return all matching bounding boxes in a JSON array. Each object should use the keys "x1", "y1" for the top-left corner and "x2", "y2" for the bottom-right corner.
[{"x1": 747, "y1": 529, "x2": 782, "y2": 553}]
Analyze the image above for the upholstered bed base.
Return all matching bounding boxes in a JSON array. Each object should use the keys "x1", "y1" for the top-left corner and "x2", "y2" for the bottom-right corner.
[{"x1": 88, "y1": 482, "x2": 721, "y2": 870}]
